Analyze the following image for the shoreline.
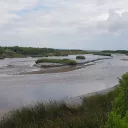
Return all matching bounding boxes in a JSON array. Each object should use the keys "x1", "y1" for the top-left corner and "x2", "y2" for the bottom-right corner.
[
  {"x1": 25, "y1": 66, "x2": 84, "y2": 74},
  {"x1": 23, "y1": 57, "x2": 112, "y2": 75},
  {"x1": 66, "y1": 85, "x2": 119, "y2": 105},
  {"x1": 0, "y1": 84, "x2": 118, "y2": 119}
]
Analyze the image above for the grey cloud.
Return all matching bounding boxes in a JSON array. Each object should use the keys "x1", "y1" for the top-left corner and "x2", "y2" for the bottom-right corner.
[
  {"x1": 97, "y1": 10, "x2": 128, "y2": 33},
  {"x1": 0, "y1": 0, "x2": 128, "y2": 50}
]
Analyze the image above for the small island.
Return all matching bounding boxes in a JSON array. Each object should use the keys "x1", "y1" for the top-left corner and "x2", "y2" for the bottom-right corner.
[
  {"x1": 76, "y1": 56, "x2": 85, "y2": 59},
  {"x1": 35, "y1": 58, "x2": 77, "y2": 66},
  {"x1": 29, "y1": 58, "x2": 78, "y2": 74}
]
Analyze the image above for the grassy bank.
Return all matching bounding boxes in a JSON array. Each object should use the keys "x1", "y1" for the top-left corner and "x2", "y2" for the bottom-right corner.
[
  {"x1": 76, "y1": 56, "x2": 85, "y2": 59},
  {"x1": 35, "y1": 59, "x2": 77, "y2": 65},
  {"x1": 0, "y1": 88, "x2": 118, "y2": 128},
  {"x1": 93, "y1": 52, "x2": 112, "y2": 56},
  {"x1": 1, "y1": 73, "x2": 128, "y2": 128},
  {"x1": 105, "y1": 73, "x2": 128, "y2": 128}
]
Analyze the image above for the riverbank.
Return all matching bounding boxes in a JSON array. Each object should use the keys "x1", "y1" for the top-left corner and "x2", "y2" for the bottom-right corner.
[
  {"x1": 0, "y1": 83, "x2": 118, "y2": 128},
  {"x1": 67, "y1": 84, "x2": 119, "y2": 105},
  {"x1": 25, "y1": 66, "x2": 83, "y2": 74}
]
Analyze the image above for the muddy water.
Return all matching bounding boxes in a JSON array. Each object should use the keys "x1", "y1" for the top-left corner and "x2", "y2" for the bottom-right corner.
[{"x1": 0, "y1": 54, "x2": 128, "y2": 117}]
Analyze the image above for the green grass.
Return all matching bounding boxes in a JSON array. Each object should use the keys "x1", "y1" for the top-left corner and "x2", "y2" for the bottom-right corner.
[
  {"x1": 53, "y1": 53, "x2": 69, "y2": 56},
  {"x1": 2, "y1": 53, "x2": 25, "y2": 58},
  {"x1": 0, "y1": 88, "x2": 118, "y2": 128},
  {"x1": 35, "y1": 59, "x2": 77, "y2": 65},
  {"x1": 93, "y1": 52, "x2": 112, "y2": 56},
  {"x1": 76, "y1": 56, "x2": 85, "y2": 59}
]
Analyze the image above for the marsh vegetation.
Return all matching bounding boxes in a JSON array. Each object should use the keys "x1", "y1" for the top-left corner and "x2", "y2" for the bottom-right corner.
[
  {"x1": 93, "y1": 52, "x2": 112, "y2": 56},
  {"x1": 35, "y1": 58, "x2": 77, "y2": 65},
  {"x1": 76, "y1": 56, "x2": 85, "y2": 59},
  {"x1": 0, "y1": 86, "x2": 118, "y2": 128}
]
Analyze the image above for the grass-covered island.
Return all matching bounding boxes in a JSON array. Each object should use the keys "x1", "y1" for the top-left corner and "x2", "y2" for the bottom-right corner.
[
  {"x1": 1, "y1": 73, "x2": 128, "y2": 128},
  {"x1": 76, "y1": 56, "x2": 85, "y2": 59},
  {"x1": 35, "y1": 58, "x2": 77, "y2": 66}
]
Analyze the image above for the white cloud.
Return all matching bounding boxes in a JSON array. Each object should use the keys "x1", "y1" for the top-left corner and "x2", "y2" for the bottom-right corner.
[{"x1": 0, "y1": 0, "x2": 128, "y2": 49}]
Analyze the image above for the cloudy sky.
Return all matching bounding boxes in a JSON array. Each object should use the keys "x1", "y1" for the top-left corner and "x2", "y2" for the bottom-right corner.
[{"x1": 0, "y1": 0, "x2": 128, "y2": 50}]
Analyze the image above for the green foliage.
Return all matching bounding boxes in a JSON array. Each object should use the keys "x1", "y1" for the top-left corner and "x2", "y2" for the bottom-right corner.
[
  {"x1": 105, "y1": 73, "x2": 128, "y2": 128},
  {"x1": 0, "y1": 46, "x2": 87, "y2": 58},
  {"x1": 105, "y1": 112, "x2": 128, "y2": 128},
  {"x1": 93, "y1": 52, "x2": 112, "y2": 56},
  {"x1": 102, "y1": 50, "x2": 128, "y2": 54},
  {"x1": 53, "y1": 52, "x2": 68, "y2": 56},
  {"x1": 35, "y1": 59, "x2": 77, "y2": 65},
  {"x1": 76, "y1": 56, "x2": 85, "y2": 59},
  {"x1": 0, "y1": 89, "x2": 118, "y2": 128}
]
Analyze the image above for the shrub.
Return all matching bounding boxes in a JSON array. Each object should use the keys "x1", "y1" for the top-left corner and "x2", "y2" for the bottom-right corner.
[
  {"x1": 76, "y1": 56, "x2": 85, "y2": 59},
  {"x1": 105, "y1": 73, "x2": 128, "y2": 128}
]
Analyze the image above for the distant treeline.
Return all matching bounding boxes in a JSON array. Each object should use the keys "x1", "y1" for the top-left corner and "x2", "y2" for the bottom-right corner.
[
  {"x1": 0, "y1": 46, "x2": 87, "y2": 58},
  {"x1": 0, "y1": 46, "x2": 128, "y2": 58},
  {"x1": 102, "y1": 50, "x2": 128, "y2": 54}
]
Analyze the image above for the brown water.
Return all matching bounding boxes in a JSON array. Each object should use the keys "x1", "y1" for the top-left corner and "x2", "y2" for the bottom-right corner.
[{"x1": 0, "y1": 54, "x2": 128, "y2": 117}]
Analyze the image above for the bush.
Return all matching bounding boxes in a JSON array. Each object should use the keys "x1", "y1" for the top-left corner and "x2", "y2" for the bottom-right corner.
[
  {"x1": 105, "y1": 73, "x2": 128, "y2": 128},
  {"x1": 76, "y1": 56, "x2": 85, "y2": 59},
  {"x1": 35, "y1": 59, "x2": 77, "y2": 65}
]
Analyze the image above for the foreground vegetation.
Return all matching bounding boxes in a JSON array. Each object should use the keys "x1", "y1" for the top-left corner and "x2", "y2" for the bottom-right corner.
[
  {"x1": 105, "y1": 73, "x2": 128, "y2": 128},
  {"x1": 76, "y1": 56, "x2": 85, "y2": 59},
  {"x1": 35, "y1": 58, "x2": 77, "y2": 65},
  {"x1": 0, "y1": 88, "x2": 118, "y2": 128}
]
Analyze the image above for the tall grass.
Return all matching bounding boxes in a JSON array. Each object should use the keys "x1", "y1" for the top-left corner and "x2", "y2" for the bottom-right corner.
[
  {"x1": 0, "y1": 88, "x2": 118, "y2": 128},
  {"x1": 105, "y1": 73, "x2": 128, "y2": 128}
]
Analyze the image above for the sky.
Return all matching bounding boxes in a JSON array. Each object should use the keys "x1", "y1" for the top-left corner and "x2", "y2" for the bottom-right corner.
[{"x1": 0, "y1": 0, "x2": 128, "y2": 50}]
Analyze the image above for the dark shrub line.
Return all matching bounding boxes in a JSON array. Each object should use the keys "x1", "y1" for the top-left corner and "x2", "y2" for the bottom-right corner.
[{"x1": 76, "y1": 56, "x2": 85, "y2": 59}]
